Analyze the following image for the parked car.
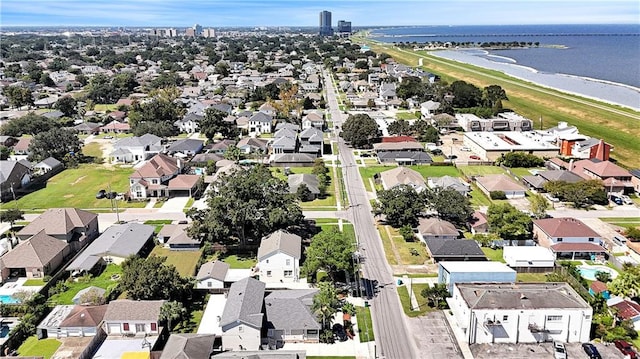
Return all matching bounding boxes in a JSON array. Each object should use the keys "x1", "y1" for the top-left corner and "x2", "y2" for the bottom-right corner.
[
  {"x1": 615, "y1": 339, "x2": 637, "y2": 358},
  {"x1": 621, "y1": 195, "x2": 634, "y2": 205},
  {"x1": 469, "y1": 155, "x2": 481, "y2": 160},
  {"x1": 581, "y1": 343, "x2": 602, "y2": 359},
  {"x1": 460, "y1": 146, "x2": 472, "y2": 152},
  {"x1": 552, "y1": 341, "x2": 567, "y2": 359},
  {"x1": 104, "y1": 135, "x2": 113, "y2": 139},
  {"x1": 332, "y1": 323, "x2": 348, "y2": 342},
  {"x1": 431, "y1": 148, "x2": 443, "y2": 155},
  {"x1": 105, "y1": 191, "x2": 118, "y2": 199},
  {"x1": 95, "y1": 189, "x2": 106, "y2": 199},
  {"x1": 609, "y1": 195, "x2": 623, "y2": 205}
]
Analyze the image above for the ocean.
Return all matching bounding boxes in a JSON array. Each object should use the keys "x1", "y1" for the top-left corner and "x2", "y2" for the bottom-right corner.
[{"x1": 370, "y1": 24, "x2": 640, "y2": 94}]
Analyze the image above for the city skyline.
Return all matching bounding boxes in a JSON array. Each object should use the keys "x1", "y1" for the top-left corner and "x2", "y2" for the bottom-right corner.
[{"x1": 1, "y1": 0, "x2": 638, "y2": 27}]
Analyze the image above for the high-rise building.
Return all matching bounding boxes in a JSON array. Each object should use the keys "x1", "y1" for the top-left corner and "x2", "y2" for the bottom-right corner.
[
  {"x1": 193, "y1": 23, "x2": 203, "y2": 36},
  {"x1": 337, "y1": 20, "x2": 352, "y2": 36},
  {"x1": 319, "y1": 10, "x2": 333, "y2": 36},
  {"x1": 203, "y1": 28, "x2": 216, "y2": 38},
  {"x1": 185, "y1": 28, "x2": 195, "y2": 37}
]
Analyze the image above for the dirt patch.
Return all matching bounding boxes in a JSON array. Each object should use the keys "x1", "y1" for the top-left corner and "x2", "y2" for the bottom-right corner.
[
  {"x1": 70, "y1": 176, "x2": 86, "y2": 185},
  {"x1": 63, "y1": 194, "x2": 74, "y2": 198}
]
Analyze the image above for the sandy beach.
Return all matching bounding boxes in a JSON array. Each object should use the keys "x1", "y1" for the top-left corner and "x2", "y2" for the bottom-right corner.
[{"x1": 428, "y1": 49, "x2": 640, "y2": 111}]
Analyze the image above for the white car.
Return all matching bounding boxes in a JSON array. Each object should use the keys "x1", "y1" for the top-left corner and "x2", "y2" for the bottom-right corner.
[
  {"x1": 460, "y1": 146, "x2": 472, "y2": 152},
  {"x1": 621, "y1": 195, "x2": 634, "y2": 205},
  {"x1": 553, "y1": 341, "x2": 567, "y2": 359}
]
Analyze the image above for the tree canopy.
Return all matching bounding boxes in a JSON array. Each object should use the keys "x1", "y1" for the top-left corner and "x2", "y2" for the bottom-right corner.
[
  {"x1": 312, "y1": 282, "x2": 340, "y2": 331},
  {"x1": 424, "y1": 187, "x2": 473, "y2": 225},
  {"x1": 543, "y1": 180, "x2": 607, "y2": 208},
  {"x1": 2, "y1": 86, "x2": 33, "y2": 109},
  {"x1": 341, "y1": 114, "x2": 379, "y2": 149},
  {"x1": 199, "y1": 108, "x2": 238, "y2": 141},
  {"x1": 28, "y1": 127, "x2": 82, "y2": 163},
  {"x1": 373, "y1": 185, "x2": 424, "y2": 227},
  {"x1": 54, "y1": 96, "x2": 77, "y2": 117},
  {"x1": 120, "y1": 255, "x2": 192, "y2": 301},
  {"x1": 486, "y1": 203, "x2": 532, "y2": 242},
  {"x1": 496, "y1": 152, "x2": 545, "y2": 168},
  {"x1": 0, "y1": 112, "x2": 58, "y2": 137},
  {"x1": 450, "y1": 80, "x2": 483, "y2": 108},
  {"x1": 302, "y1": 229, "x2": 354, "y2": 282},
  {"x1": 128, "y1": 98, "x2": 182, "y2": 137},
  {"x1": 187, "y1": 165, "x2": 304, "y2": 245}
]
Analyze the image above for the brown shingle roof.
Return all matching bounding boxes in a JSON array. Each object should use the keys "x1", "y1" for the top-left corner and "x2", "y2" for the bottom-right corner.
[
  {"x1": 168, "y1": 175, "x2": 200, "y2": 190},
  {"x1": 60, "y1": 305, "x2": 108, "y2": 328},
  {"x1": 196, "y1": 260, "x2": 229, "y2": 281},
  {"x1": 475, "y1": 174, "x2": 526, "y2": 192},
  {"x1": 534, "y1": 218, "x2": 601, "y2": 238},
  {"x1": 18, "y1": 208, "x2": 97, "y2": 238},
  {"x1": 550, "y1": 242, "x2": 605, "y2": 252},
  {"x1": 131, "y1": 153, "x2": 180, "y2": 179},
  {"x1": 1, "y1": 230, "x2": 68, "y2": 268},
  {"x1": 257, "y1": 230, "x2": 301, "y2": 260}
]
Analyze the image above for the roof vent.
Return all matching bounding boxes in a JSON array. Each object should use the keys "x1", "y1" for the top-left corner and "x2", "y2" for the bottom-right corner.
[{"x1": 520, "y1": 293, "x2": 528, "y2": 300}]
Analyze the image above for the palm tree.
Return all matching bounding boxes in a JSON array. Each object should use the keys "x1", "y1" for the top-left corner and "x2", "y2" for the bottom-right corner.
[
  {"x1": 160, "y1": 301, "x2": 186, "y2": 330},
  {"x1": 312, "y1": 282, "x2": 339, "y2": 330}
]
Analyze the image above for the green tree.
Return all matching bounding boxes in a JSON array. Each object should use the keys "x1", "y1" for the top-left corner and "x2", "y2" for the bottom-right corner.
[
  {"x1": 482, "y1": 84, "x2": 508, "y2": 108},
  {"x1": 420, "y1": 283, "x2": 451, "y2": 309},
  {"x1": 160, "y1": 301, "x2": 186, "y2": 330},
  {"x1": 529, "y1": 193, "x2": 550, "y2": 219},
  {"x1": 54, "y1": 96, "x2": 78, "y2": 117},
  {"x1": 341, "y1": 113, "x2": 379, "y2": 149},
  {"x1": 2, "y1": 86, "x2": 33, "y2": 109},
  {"x1": 0, "y1": 146, "x2": 10, "y2": 160},
  {"x1": 302, "y1": 229, "x2": 353, "y2": 282},
  {"x1": 610, "y1": 265, "x2": 640, "y2": 298},
  {"x1": 214, "y1": 61, "x2": 230, "y2": 77},
  {"x1": 424, "y1": 187, "x2": 473, "y2": 225},
  {"x1": 496, "y1": 152, "x2": 544, "y2": 167},
  {"x1": 28, "y1": 127, "x2": 82, "y2": 163},
  {"x1": 223, "y1": 144, "x2": 242, "y2": 162},
  {"x1": 40, "y1": 73, "x2": 55, "y2": 87},
  {"x1": 312, "y1": 282, "x2": 340, "y2": 330},
  {"x1": 128, "y1": 98, "x2": 181, "y2": 137},
  {"x1": 449, "y1": 80, "x2": 482, "y2": 108},
  {"x1": 472, "y1": 232, "x2": 500, "y2": 247},
  {"x1": 486, "y1": 203, "x2": 532, "y2": 243},
  {"x1": 543, "y1": 180, "x2": 607, "y2": 208},
  {"x1": 0, "y1": 209, "x2": 24, "y2": 228},
  {"x1": 312, "y1": 159, "x2": 329, "y2": 176},
  {"x1": 396, "y1": 76, "x2": 426, "y2": 100},
  {"x1": 296, "y1": 183, "x2": 313, "y2": 202},
  {"x1": 387, "y1": 120, "x2": 411, "y2": 136},
  {"x1": 121, "y1": 255, "x2": 191, "y2": 301},
  {"x1": 372, "y1": 185, "x2": 424, "y2": 227},
  {"x1": 595, "y1": 271, "x2": 612, "y2": 283},
  {"x1": 187, "y1": 165, "x2": 304, "y2": 245},
  {"x1": 200, "y1": 108, "x2": 238, "y2": 141},
  {"x1": 48, "y1": 57, "x2": 69, "y2": 71},
  {"x1": 399, "y1": 225, "x2": 415, "y2": 242},
  {"x1": 411, "y1": 119, "x2": 440, "y2": 143}
]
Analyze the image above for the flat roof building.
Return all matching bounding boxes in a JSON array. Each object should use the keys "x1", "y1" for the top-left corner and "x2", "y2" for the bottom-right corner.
[{"x1": 463, "y1": 131, "x2": 559, "y2": 161}]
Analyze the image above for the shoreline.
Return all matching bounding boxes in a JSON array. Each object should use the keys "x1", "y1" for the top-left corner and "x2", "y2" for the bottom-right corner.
[{"x1": 426, "y1": 49, "x2": 640, "y2": 111}]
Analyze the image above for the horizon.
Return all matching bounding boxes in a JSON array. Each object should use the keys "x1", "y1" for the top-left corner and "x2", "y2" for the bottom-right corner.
[{"x1": 2, "y1": 0, "x2": 639, "y2": 27}]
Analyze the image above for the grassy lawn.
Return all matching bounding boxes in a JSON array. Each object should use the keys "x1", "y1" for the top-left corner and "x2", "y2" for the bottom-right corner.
[
  {"x1": 18, "y1": 336, "x2": 61, "y2": 359},
  {"x1": 360, "y1": 41, "x2": 640, "y2": 168},
  {"x1": 516, "y1": 272, "x2": 549, "y2": 282},
  {"x1": 386, "y1": 226, "x2": 429, "y2": 265},
  {"x1": 396, "y1": 112, "x2": 420, "y2": 120},
  {"x1": 221, "y1": 254, "x2": 257, "y2": 269},
  {"x1": 600, "y1": 217, "x2": 640, "y2": 230},
  {"x1": 184, "y1": 197, "x2": 195, "y2": 210},
  {"x1": 469, "y1": 184, "x2": 493, "y2": 208},
  {"x1": 412, "y1": 283, "x2": 433, "y2": 313},
  {"x1": 144, "y1": 219, "x2": 173, "y2": 234},
  {"x1": 150, "y1": 246, "x2": 202, "y2": 277},
  {"x1": 458, "y1": 165, "x2": 506, "y2": 177},
  {"x1": 355, "y1": 306, "x2": 375, "y2": 342},
  {"x1": 377, "y1": 225, "x2": 399, "y2": 265},
  {"x1": 49, "y1": 264, "x2": 122, "y2": 305},
  {"x1": 481, "y1": 247, "x2": 505, "y2": 263},
  {"x1": 408, "y1": 165, "x2": 460, "y2": 178},
  {"x1": 81, "y1": 142, "x2": 103, "y2": 160},
  {"x1": 7, "y1": 164, "x2": 147, "y2": 210},
  {"x1": 94, "y1": 104, "x2": 119, "y2": 112},
  {"x1": 359, "y1": 165, "x2": 396, "y2": 192},
  {"x1": 397, "y1": 285, "x2": 432, "y2": 317},
  {"x1": 23, "y1": 279, "x2": 45, "y2": 286},
  {"x1": 508, "y1": 167, "x2": 544, "y2": 178}
]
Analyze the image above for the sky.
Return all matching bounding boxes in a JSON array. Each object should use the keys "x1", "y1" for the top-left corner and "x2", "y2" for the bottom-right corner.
[{"x1": 1, "y1": 0, "x2": 639, "y2": 27}]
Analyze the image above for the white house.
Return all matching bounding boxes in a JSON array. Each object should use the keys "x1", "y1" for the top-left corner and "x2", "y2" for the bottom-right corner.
[
  {"x1": 110, "y1": 134, "x2": 163, "y2": 163},
  {"x1": 503, "y1": 246, "x2": 556, "y2": 271},
  {"x1": 257, "y1": 230, "x2": 301, "y2": 283},
  {"x1": 438, "y1": 261, "x2": 516, "y2": 293},
  {"x1": 220, "y1": 278, "x2": 265, "y2": 351},
  {"x1": 195, "y1": 260, "x2": 230, "y2": 290},
  {"x1": 475, "y1": 174, "x2": 526, "y2": 199},
  {"x1": 248, "y1": 112, "x2": 273, "y2": 134},
  {"x1": 448, "y1": 282, "x2": 592, "y2": 344},
  {"x1": 102, "y1": 300, "x2": 165, "y2": 336}
]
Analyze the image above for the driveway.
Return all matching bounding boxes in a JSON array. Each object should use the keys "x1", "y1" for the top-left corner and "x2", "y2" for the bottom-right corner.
[
  {"x1": 158, "y1": 196, "x2": 190, "y2": 213},
  {"x1": 408, "y1": 311, "x2": 463, "y2": 359}
]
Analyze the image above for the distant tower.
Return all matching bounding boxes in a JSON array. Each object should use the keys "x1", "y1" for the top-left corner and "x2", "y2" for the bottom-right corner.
[
  {"x1": 193, "y1": 23, "x2": 203, "y2": 36},
  {"x1": 319, "y1": 10, "x2": 333, "y2": 36},
  {"x1": 337, "y1": 20, "x2": 352, "y2": 37}
]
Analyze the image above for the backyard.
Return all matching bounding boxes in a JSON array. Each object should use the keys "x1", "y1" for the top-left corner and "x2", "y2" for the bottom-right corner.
[
  {"x1": 271, "y1": 166, "x2": 339, "y2": 210},
  {"x1": 18, "y1": 336, "x2": 61, "y2": 359},
  {"x1": 377, "y1": 225, "x2": 429, "y2": 269},
  {"x1": 149, "y1": 246, "x2": 203, "y2": 277},
  {"x1": 49, "y1": 264, "x2": 122, "y2": 305},
  {"x1": 7, "y1": 164, "x2": 146, "y2": 210}
]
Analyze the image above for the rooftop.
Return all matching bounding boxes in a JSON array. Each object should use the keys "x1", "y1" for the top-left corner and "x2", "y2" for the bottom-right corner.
[
  {"x1": 439, "y1": 261, "x2": 516, "y2": 273},
  {"x1": 464, "y1": 131, "x2": 559, "y2": 151},
  {"x1": 534, "y1": 218, "x2": 601, "y2": 238}
]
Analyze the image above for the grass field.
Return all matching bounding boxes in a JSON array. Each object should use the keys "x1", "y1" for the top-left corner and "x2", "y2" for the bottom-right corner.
[
  {"x1": 516, "y1": 272, "x2": 549, "y2": 282},
  {"x1": 600, "y1": 217, "x2": 640, "y2": 230},
  {"x1": 150, "y1": 246, "x2": 202, "y2": 277},
  {"x1": 386, "y1": 226, "x2": 429, "y2": 265},
  {"x1": 468, "y1": 184, "x2": 493, "y2": 208},
  {"x1": 18, "y1": 336, "x2": 61, "y2": 359},
  {"x1": 49, "y1": 264, "x2": 122, "y2": 305},
  {"x1": 81, "y1": 142, "x2": 103, "y2": 160},
  {"x1": 377, "y1": 225, "x2": 399, "y2": 265},
  {"x1": 221, "y1": 254, "x2": 257, "y2": 269},
  {"x1": 23, "y1": 279, "x2": 45, "y2": 286},
  {"x1": 94, "y1": 104, "x2": 119, "y2": 112},
  {"x1": 396, "y1": 112, "x2": 420, "y2": 120},
  {"x1": 397, "y1": 285, "x2": 432, "y2": 317},
  {"x1": 358, "y1": 39, "x2": 640, "y2": 168},
  {"x1": 481, "y1": 247, "x2": 505, "y2": 262},
  {"x1": 408, "y1": 165, "x2": 460, "y2": 178},
  {"x1": 7, "y1": 164, "x2": 147, "y2": 210},
  {"x1": 458, "y1": 165, "x2": 506, "y2": 177},
  {"x1": 355, "y1": 306, "x2": 375, "y2": 342}
]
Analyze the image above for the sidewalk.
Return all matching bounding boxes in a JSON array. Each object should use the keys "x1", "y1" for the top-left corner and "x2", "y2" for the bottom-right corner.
[{"x1": 443, "y1": 308, "x2": 474, "y2": 359}]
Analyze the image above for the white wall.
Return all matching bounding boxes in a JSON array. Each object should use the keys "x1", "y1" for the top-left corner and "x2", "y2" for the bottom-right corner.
[
  {"x1": 103, "y1": 320, "x2": 159, "y2": 335},
  {"x1": 259, "y1": 252, "x2": 299, "y2": 283},
  {"x1": 222, "y1": 323, "x2": 261, "y2": 351},
  {"x1": 196, "y1": 278, "x2": 224, "y2": 290}
]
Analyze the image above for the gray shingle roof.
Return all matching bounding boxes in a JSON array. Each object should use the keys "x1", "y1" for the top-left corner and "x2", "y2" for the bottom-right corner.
[
  {"x1": 103, "y1": 299, "x2": 165, "y2": 321},
  {"x1": 1, "y1": 230, "x2": 68, "y2": 268},
  {"x1": 287, "y1": 174, "x2": 320, "y2": 195},
  {"x1": 220, "y1": 278, "x2": 265, "y2": 329},
  {"x1": 167, "y1": 139, "x2": 204, "y2": 153},
  {"x1": 196, "y1": 260, "x2": 230, "y2": 281},
  {"x1": 66, "y1": 223, "x2": 154, "y2": 271},
  {"x1": 160, "y1": 333, "x2": 216, "y2": 359},
  {"x1": 258, "y1": 230, "x2": 302, "y2": 260},
  {"x1": 425, "y1": 239, "x2": 485, "y2": 258},
  {"x1": 265, "y1": 289, "x2": 320, "y2": 332}
]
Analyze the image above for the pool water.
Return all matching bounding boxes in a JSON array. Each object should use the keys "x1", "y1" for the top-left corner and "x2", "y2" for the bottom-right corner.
[
  {"x1": 578, "y1": 265, "x2": 618, "y2": 281},
  {"x1": 0, "y1": 295, "x2": 19, "y2": 304},
  {"x1": 0, "y1": 326, "x2": 9, "y2": 338}
]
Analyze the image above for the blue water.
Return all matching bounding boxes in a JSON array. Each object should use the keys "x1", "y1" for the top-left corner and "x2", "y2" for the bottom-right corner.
[
  {"x1": 0, "y1": 295, "x2": 19, "y2": 304},
  {"x1": 370, "y1": 24, "x2": 640, "y2": 88},
  {"x1": 578, "y1": 266, "x2": 617, "y2": 281}
]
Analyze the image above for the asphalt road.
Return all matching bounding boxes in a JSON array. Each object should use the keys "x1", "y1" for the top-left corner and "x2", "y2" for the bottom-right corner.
[{"x1": 324, "y1": 70, "x2": 417, "y2": 359}]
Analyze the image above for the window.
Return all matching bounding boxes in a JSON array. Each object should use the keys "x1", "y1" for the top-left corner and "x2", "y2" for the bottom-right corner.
[
  {"x1": 284, "y1": 270, "x2": 293, "y2": 277},
  {"x1": 286, "y1": 259, "x2": 291, "y2": 266},
  {"x1": 266, "y1": 259, "x2": 269, "y2": 264},
  {"x1": 267, "y1": 270, "x2": 272, "y2": 277},
  {"x1": 547, "y1": 315, "x2": 562, "y2": 321},
  {"x1": 588, "y1": 237, "x2": 594, "y2": 242},
  {"x1": 123, "y1": 323, "x2": 130, "y2": 331},
  {"x1": 135, "y1": 324, "x2": 145, "y2": 332},
  {"x1": 557, "y1": 238, "x2": 563, "y2": 242},
  {"x1": 152, "y1": 179, "x2": 158, "y2": 184},
  {"x1": 207, "y1": 281, "x2": 212, "y2": 287},
  {"x1": 151, "y1": 323, "x2": 157, "y2": 331},
  {"x1": 238, "y1": 325, "x2": 243, "y2": 333},
  {"x1": 502, "y1": 315, "x2": 509, "y2": 322},
  {"x1": 136, "y1": 191, "x2": 142, "y2": 198}
]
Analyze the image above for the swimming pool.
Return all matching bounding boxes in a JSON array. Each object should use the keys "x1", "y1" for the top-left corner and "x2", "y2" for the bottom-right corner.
[
  {"x1": 0, "y1": 295, "x2": 19, "y2": 304},
  {"x1": 578, "y1": 265, "x2": 618, "y2": 281}
]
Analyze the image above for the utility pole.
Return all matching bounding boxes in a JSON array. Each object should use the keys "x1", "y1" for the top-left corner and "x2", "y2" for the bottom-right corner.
[{"x1": 108, "y1": 183, "x2": 121, "y2": 223}]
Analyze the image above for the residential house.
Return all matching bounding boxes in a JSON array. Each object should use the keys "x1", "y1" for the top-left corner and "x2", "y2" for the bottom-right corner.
[
  {"x1": 168, "y1": 174, "x2": 202, "y2": 198},
  {"x1": 220, "y1": 278, "x2": 265, "y2": 351},
  {"x1": 379, "y1": 82, "x2": 397, "y2": 101},
  {"x1": 301, "y1": 112, "x2": 324, "y2": 130},
  {"x1": 166, "y1": 139, "x2": 204, "y2": 157},
  {"x1": 237, "y1": 137, "x2": 268, "y2": 154},
  {"x1": 265, "y1": 289, "x2": 321, "y2": 345},
  {"x1": 73, "y1": 121, "x2": 101, "y2": 135},
  {"x1": 288, "y1": 174, "x2": 320, "y2": 201},
  {"x1": 110, "y1": 133, "x2": 163, "y2": 163},
  {"x1": 503, "y1": 246, "x2": 556, "y2": 272},
  {"x1": 32, "y1": 157, "x2": 63, "y2": 177},
  {"x1": 533, "y1": 218, "x2": 605, "y2": 259},
  {"x1": 522, "y1": 170, "x2": 584, "y2": 191},
  {"x1": 158, "y1": 224, "x2": 201, "y2": 251},
  {"x1": 271, "y1": 128, "x2": 298, "y2": 154},
  {"x1": 418, "y1": 217, "x2": 460, "y2": 241},
  {"x1": 0, "y1": 160, "x2": 31, "y2": 201},
  {"x1": 468, "y1": 211, "x2": 489, "y2": 234},
  {"x1": 174, "y1": 113, "x2": 203, "y2": 134},
  {"x1": 12, "y1": 137, "x2": 31, "y2": 156},
  {"x1": 37, "y1": 304, "x2": 107, "y2": 339},
  {"x1": 570, "y1": 159, "x2": 633, "y2": 194},
  {"x1": 298, "y1": 127, "x2": 324, "y2": 157},
  {"x1": 438, "y1": 261, "x2": 516, "y2": 293},
  {"x1": 257, "y1": 230, "x2": 302, "y2": 283},
  {"x1": 100, "y1": 120, "x2": 131, "y2": 133},
  {"x1": 275, "y1": 122, "x2": 301, "y2": 133},
  {"x1": 449, "y1": 282, "x2": 592, "y2": 344},
  {"x1": 379, "y1": 167, "x2": 427, "y2": 192},
  {"x1": 373, "y1": 142, "x2": 432, "y2": 165},
  {"x1": 209, "y1": 139, "x2": 236, "y2": 155},
  {"x1": 195, "y1": 260, "x2": 230, "y2": 290},
  {"x1": 270, "y1": 153, "x2": 316, "y2": 167},
  {"x1": 66, "y1": 223, "x2": 155, "y2": 274},
  {"x1": 475, "y1": 174, "x2": 526, "y2": 199},
  {"x1": 428, "y1": 176, "x2": 470, "y2": 196},
  {"x1": 609, "y1": 297, "x2": 640, "y2": 330},
  {"x1": 631, "y1": 169, "x2": 640, "y2": 195},
  {"x1": 160, "y1": 333, "x2": 216, "y2": 359},
  {"x1": 102, "y1": 299, "x2": 165, "y2": 336},
  {"x1": 17, "y1": 208, "x2": 99, "y2": 252},
  {"x1": 259, "y1": 103, "x2": 277, "y2": 117},
  {"x1": 249, "y1": 112, "x2": 273, "y2": 134},
  {"x1": 425, "y1": 239, "x2": 486, "y2": 262},
  {"x1": 129, "y1": 153, "x2": 183, "y2": 199},
  {"x1": 420, "y1": 100, "x2": 441, "y2": 119},
  {"x1": 0, "y1": 230, "x2": 71, "y2": 280},
  {"x1": 589, "y1": 281, "x2": 610, "y2": 300}
]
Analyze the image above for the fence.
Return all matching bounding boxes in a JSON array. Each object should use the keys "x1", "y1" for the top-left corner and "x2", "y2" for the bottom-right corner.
[{"x1": 78, "y1": 327, "x2": 107, "y2": 359}]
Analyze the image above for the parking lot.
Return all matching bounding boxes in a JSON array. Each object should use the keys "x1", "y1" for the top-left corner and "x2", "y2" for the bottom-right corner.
[
  {"x1": 470, "y1": 342, "x2": 625, "y2": 359},
  {"x1": 408, "y1": 311, "x2": 463, "y2": 359}
]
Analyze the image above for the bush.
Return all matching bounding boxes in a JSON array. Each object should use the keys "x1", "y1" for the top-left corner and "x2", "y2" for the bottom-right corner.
[
  {"x1": 399, "y1": 225, "x2": 415, "y2": 242},
  {"x1": 490, "y1": 191, "x2": 507, "y2": 200},
  {"x1": 497, "y1": 152, "x2": 545, "y2": 168}
]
